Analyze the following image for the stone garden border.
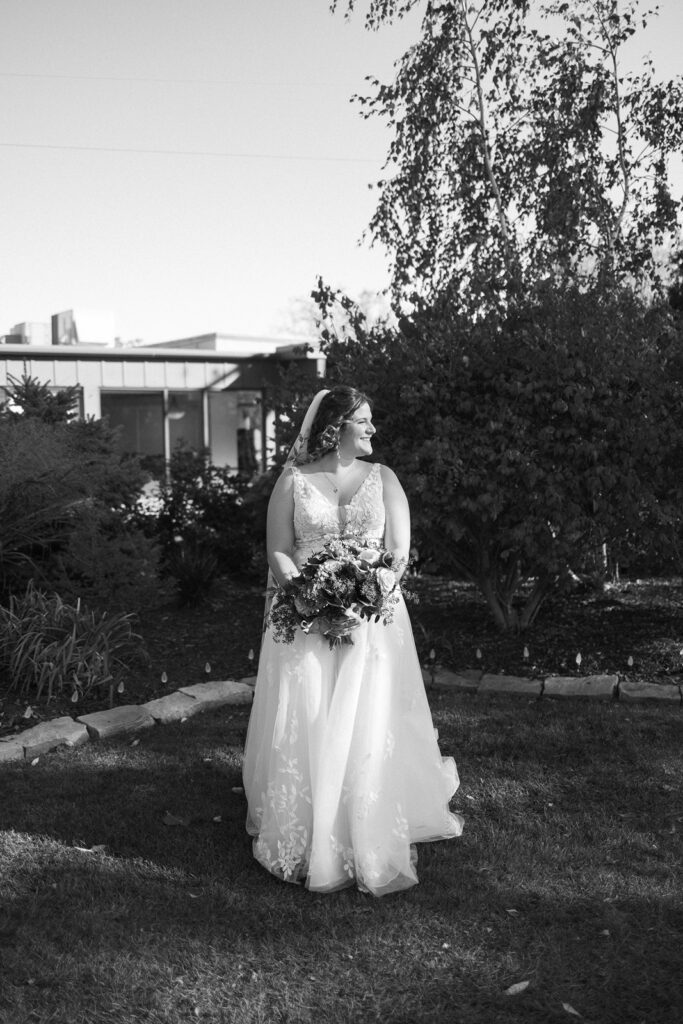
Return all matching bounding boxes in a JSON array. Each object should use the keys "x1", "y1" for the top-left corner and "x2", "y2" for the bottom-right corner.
[
  {"x1": 0, "y1": 669, "x2": 680, "y2": 766},
  {"x1": 422, "y1": 667, "x2": 682, "y2": 705},
  {"x1": 0, "y1": 678, "x2": 256, "y2": 765}
]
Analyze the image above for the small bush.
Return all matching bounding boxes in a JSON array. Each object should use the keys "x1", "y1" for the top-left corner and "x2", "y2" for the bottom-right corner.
[
  {"x1": 0, "y1": 417, "x2": 83, "y2": 597},
  {"x1": 132, "y1": 446, "x2": 264, "y2": 581},
  {"x1": 49, "y1": 505, "x2": 167, "y2": 614},
  {"x1": 0, "y1": 382, "x2": 156, "y2": 609},
  {"x1": 164, "y1": 540, "x2": 220, "y2": 607},
  {"x1": 0, "y1": 582, "x2": 143, "y2": 704}
]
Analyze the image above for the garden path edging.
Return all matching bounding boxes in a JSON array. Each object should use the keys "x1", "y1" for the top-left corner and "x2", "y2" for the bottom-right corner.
[
  {"x1": 0, "y1": 678, "x2": 254, "y2": 765},
  {"x1": 1, "y1": 670, "x2": 680, "y2": 767},
  {"x1": 423, "y1": 667, "x2": 683, "y2": 705}
]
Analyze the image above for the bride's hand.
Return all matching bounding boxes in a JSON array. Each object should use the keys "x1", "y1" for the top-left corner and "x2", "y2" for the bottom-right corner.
[{"x1": 322, "y1": 609, "x2": 362, "y2": 640}]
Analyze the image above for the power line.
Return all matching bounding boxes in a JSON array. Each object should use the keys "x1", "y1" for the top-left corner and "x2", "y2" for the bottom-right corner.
[
  {"x1": 0, "y1": 140, "x2": 382, "y2": 164},
  {"x1": 0, "y1": 71, "x2": 362, "y2": 88}
]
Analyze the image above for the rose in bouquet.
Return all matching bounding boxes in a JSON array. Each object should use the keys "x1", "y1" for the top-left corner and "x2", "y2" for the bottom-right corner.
[{"x1": 267, "y1": 539, "x2": 401, "y2": 648}]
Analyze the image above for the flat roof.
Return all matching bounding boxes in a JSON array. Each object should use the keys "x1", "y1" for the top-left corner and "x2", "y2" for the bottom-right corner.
[{"x1": 0, "y1": 343, "x2": 310, "y2": 364}]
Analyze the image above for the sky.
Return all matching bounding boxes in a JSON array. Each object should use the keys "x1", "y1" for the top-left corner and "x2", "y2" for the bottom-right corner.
[{"x1": 1, "y1": 0, "x2": 682, "y2": 345}]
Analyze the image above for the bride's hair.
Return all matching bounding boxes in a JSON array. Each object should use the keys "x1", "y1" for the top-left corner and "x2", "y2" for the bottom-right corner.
[{"x1": 304, "y1": 385, "x2": 372, "y2": 462}]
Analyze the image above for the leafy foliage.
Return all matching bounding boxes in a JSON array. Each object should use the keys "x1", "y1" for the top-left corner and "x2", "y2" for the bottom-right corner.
[
  {"x1": 131, "y1": 446, "x2": 263, "y2": 593},
  {"x1": 0, "y1": 372, "x2": 80, "y2": 424},
  {"x1": 0, "y1": 416, "x2": 85, "y2": 596},
  {"x1": 65, "y1": 413, "x2": 149, "y2": 510},
  {"x1": 339, "y1": 0, "x2": 683, "y2": 309},
  {"x1": 318, "y1": 0, "x2": 683, "y2": 629},
  {"x1": 0, "y1": 581, "x2": 142, "y2": 703},
  {"x1": 314, "y1": 280, "x2": 683, "y2": 630},
  {"x1": 164, "y1": 540, "x2": 221, "y2": 607},
  {"x1": 49, "y1": 506, "x2": 166, "y2": 614},
  {"x1": 0, "y1": 375, "x2": 161, "y2": 611}
]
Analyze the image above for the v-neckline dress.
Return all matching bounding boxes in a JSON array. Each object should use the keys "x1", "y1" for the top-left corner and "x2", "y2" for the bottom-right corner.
[{"x1": 242, "y1": 462, "x2": 463, "y2": 896}]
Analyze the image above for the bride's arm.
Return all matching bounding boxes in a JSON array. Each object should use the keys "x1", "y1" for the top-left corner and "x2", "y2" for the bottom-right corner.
[
  {"x1": 380, "y1": 465, "x2": 411, "y2": 580},
  {"x1": 266, "y1": 469, "x2": 300, "y2": 587}
]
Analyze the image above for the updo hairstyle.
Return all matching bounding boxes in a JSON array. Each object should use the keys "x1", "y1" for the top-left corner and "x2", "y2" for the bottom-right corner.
[{"x1": 302, "y1": 385, "x2": 372, "y2": 463}]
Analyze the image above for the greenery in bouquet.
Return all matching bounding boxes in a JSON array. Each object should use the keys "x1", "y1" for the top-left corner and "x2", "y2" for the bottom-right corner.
[{"x1": 267, "y1": 540, "x2": 400, "y2": 648}]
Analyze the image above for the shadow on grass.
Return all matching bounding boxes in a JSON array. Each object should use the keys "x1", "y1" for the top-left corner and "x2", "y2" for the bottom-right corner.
[
  {"x1": 1, "y1": 834, "x2": 680, "y2": 1023},
  {"x1": 1, "y1": 699, "x2": 682, "y2": 1024}
]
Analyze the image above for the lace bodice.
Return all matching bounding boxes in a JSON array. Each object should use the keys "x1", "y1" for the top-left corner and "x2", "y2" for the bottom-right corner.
[{"x1": 291, "y1": 462, "x2": 385, "y2": 564}]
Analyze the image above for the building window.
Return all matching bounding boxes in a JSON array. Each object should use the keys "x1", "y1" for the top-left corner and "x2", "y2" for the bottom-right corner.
[
  {"x1": 209, "y1": 390, "x2": 263, "y2": 473},
  {"x1": 100, "y1": 388, "x2": 264, "y2": 476},
  {"x1": 167, "y1": 391, "x2": 203, "y2": 453},
  {"x1": 101, "y1": 391, "x2": 164, "y2": 474}
]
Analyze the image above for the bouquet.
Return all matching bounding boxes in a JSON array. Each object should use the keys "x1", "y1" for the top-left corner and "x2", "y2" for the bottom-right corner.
[{"x1": 267, "y1": 539, "x2": 401, "y2": 648}]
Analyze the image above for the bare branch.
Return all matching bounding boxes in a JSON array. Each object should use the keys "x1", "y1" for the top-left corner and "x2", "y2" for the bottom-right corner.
[
  {"x1": 459, "y1": 0, "x2": 513, "y2": 270},
  {"x1": 589, "y1": 0, "x2": 631, "y2": 243}
]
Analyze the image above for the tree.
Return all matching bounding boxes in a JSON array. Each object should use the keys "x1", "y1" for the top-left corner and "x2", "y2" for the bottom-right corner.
[
  {"x1": 1, "y1": 373, "x2": 80, "y2": 424},
  {"x1": 315, "y1": 279, "x2": 682, "y2": 630},
  {"x1": 334, "y1": 0, "x2": 683, "y2": 311},
  {"x1": 0, "y1": 415, "x2": 84, "y2": 597},
  {"x1": 0, "y1": 375, "x2": 160, "y2": 611},
  {"x1": 316, "y1": 1, "x2": 683, "y2": 628}
]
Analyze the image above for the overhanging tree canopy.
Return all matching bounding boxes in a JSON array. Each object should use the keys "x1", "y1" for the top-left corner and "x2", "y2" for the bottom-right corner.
[
  {"x1": 335, "y1": 0, "x2": 683, "y2": 309},
  {"x1": 317, "y1": 0, "x2": 683, "y2": 629}
]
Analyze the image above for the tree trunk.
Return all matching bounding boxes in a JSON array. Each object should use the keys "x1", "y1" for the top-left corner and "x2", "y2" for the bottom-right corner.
[
  {"x1": 476, "y1": 565, "x2": 559, "y2": 633},
  {"x1": 519, "y1": 575, "x2": 556, "y2": 631},
  {"x1": 477, "y1": 573, "x2": 519, "y2": 632}
]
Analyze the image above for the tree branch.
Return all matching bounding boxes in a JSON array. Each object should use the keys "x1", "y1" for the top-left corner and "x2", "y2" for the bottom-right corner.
[
  {"x1": 459, "y1": 0, "x2": 513, "y2": 272},
  {"x1": 591, "y1": 0, "x2": 631, "y2": 244}
]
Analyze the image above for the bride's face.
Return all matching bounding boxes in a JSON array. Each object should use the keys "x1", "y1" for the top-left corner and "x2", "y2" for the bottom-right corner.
[{"x1": 339, "y1": 402, "x2": 375, "y2": 458}]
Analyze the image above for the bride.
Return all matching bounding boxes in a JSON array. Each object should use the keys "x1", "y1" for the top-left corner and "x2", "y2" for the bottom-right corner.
[{"x1": 242, "y1": 385, "x2": 463, "y2": 896}]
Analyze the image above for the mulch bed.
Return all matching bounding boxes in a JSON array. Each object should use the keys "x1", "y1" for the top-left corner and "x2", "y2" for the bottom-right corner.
[
  {"x1": 1, "y1": 576, "x2": 681, "y2": 739},
  {"x1": 408, "y1": 575, "x2": 683, "y2": 684}
]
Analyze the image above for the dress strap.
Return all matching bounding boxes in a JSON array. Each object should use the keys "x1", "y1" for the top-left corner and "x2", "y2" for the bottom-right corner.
[
  {"x1": 368, "y1": 462, "x2": 382, "y2": 490},
  {"x1": 289, "y1": 465, "x2": 305, "y2": 505}
]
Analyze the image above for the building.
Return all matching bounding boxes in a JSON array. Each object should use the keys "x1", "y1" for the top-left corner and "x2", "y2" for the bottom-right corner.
[
  {"x1": 51, "y1": 308, "x2": 116, "y2": 347},
  {"x1": 0, "y1": 321, "x2": 51, "y2": 346},
  {"x1": 0, "y1": 328, "x2": 322, "y2": 474}
]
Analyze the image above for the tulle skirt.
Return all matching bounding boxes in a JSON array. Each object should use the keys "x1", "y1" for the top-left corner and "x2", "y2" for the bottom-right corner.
[{"x1": 242, "y1": 593, "x2": 464, "y2": 896}]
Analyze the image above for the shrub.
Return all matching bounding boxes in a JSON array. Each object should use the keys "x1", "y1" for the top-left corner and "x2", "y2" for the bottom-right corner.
[
  {"x1": 313, "y1": 280, "x2": 683, "y2": 630},
  {"x1": 133, "y1": 446, "x2": 263, "y2": 582},
  {"x1": 164, "y1": 540, "x2": 220, "y2": 606},
  {"x1": 0, "y1": 582, "x2": 143, "y2": 704},
  {"x1": 0, "y1": 376, "x2": 165, "y2": 611},
  {"x1": 49, "y1": 506, "x2": 166, "y2": 615},
  {"x1": 0, "y1": 417, "x2": 84, "y2": 598},
  {"x1": 64, "y1": 414, "x2": 147, "y2": 510}
]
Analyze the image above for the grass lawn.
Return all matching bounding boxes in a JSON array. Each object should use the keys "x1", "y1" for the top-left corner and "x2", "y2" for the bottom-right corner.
[{"x1": 1, "y1": 690, "x2": 681, "y2": 1024}]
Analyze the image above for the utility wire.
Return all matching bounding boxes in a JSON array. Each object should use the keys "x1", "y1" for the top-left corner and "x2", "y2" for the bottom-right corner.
[
  {"x1": 0, "y1": 71, "x2": 362, "y2": 88},
  {"x1": 0, "y1": 140, "x2": 382, "y2": 164}
]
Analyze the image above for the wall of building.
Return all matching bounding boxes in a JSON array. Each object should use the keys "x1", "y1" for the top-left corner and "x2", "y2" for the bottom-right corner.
[
  {"x1": 0, "y1": 344, "x2": 323, "y2": 472},
  {"x1": 0, "y1": 348, "x2": 247, "y2": 419}
]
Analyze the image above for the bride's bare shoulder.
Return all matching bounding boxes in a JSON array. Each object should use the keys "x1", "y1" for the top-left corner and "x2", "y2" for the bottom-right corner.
[
  {"x1": 269, "y1": 466, "x2": 296, "y2": 499},
  {"x1": 296, "y1": 460, "x2": 321, "y2": 477},
  {"x1": 378, "y1": 464, "x2": 408, "y2": 500},
  {"x1": 377, "y1": 464, "x2": 401, "y2": 484}
]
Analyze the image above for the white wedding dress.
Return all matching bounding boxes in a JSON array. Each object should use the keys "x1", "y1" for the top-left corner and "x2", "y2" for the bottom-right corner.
[{"x1": 242, "y1": 462, "x2": 463, "y2": 895}]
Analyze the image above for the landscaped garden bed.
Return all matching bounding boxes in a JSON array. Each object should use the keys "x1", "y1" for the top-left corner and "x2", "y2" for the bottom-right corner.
[{"x1": 2, "y1": 576, "x2": 681, "y2": 741}]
